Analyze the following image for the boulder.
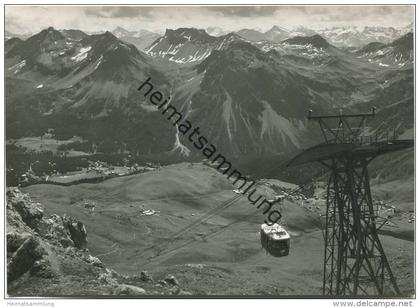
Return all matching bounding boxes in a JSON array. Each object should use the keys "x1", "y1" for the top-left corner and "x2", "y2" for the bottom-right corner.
[
  {"x1": 38, "y1": 214, "x2": 74, "y2": 248},
  {"x1": 63, "y1": 217, "x2": 88, "y2": 249},
  {"x1": 85, "y1": 255, "x2": 104, "y2": 268},
  {"x1": 114, "y1": 284, "x2": 147, "y2": 296},
  {"x1": 139, "y1": 271, "x2": 153, "y2": 282},
  {"x1": 7, "y1": 232, "x2": 32, "y2": 253},
  {"x1": 98, "y1": 271, "x2": 118, "y2": 285},
  {"x1": 7, "y1": 237, "x2": 45, "y2": 282},
  {"x1": 164, "y1": 274, "x2": 179, "y2": 286},
  {"x1": 168, "y1": 286, "x2": 181, "y2": 295},
  {"x1": 156, "y1": 280, "x2": 168, "y2": 287},
  {"x1": 30, "y1": 258, "x2": 56, "y2": 278},
  {"x1": 10, "y1": 197, "x2": 43, "y2": 229}
]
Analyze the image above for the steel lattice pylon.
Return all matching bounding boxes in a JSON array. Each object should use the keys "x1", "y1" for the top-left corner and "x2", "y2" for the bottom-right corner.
[
  {"x1": 288, "y1": 108, "x2": 413, "y2": 296},
  {"x1": 322, "y1": 156, "x2": 399, "y2": 295}
]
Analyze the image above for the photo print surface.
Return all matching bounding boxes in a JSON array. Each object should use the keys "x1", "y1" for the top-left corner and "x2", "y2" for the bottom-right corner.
[{"x1": 4, "y1": 4, "x2": 415, "y2": 298}]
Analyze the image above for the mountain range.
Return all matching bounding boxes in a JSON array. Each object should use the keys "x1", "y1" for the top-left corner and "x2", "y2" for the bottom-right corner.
[
  {"x1": 146, "y1": 28, "x2": 242, "y2": 63},
  {"x1": 5, "y1": 30, "x2": 32, "y2": 40},
  {"x1": 236, "y1": 24, "x2": 412, "y2": 47},
  {"x1": 111, "y1": 26, "x2": 161, "y2": 51},
  {"x1": 5, "y1": 26, "x2": 414, "y2": 164}
]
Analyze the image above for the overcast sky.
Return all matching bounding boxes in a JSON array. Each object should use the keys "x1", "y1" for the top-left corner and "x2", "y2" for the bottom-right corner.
[{"x1": 5, "y1": 5, "x2": 414, "y2": 35}]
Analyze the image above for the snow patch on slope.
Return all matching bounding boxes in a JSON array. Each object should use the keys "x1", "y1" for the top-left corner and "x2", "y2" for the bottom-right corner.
[
  {"x1": 259, "y1": 101, "x2": 300, "y2": 148},
  {"x1": 222, "y1": 90, "x2": 237, "y2": 141},
  {"x1": 173, "y1": 126, "x2": 191, "y2": 157},
  {"x1": 8, "y1": 60, "x2": 26, "y2": 74},
  {"x1": 71, "y1": 46, "x2": 92, "y2": 62},
  {"x1": 94, "y1": 55, "x2": 103, "y2": 70}
]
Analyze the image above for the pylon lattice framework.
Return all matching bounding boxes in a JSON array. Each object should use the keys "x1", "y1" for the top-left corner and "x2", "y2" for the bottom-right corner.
[{"x1": 288, "y1": 108, "x2": 413, "y2": 296}]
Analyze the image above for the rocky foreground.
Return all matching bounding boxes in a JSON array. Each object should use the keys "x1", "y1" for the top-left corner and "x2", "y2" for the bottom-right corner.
[{"x1": 6, "y1": 187, "x2": 191, "y2": 297}]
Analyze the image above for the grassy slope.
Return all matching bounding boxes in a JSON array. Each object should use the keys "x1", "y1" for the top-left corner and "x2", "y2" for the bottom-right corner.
[{"x1": 23, "y1": 163, "x2": 414, "y2": 296}]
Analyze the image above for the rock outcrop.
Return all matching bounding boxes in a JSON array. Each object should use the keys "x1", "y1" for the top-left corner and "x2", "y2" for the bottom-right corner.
[
  {"x1": 7, "y1": 236, "x2": 45, "y2": 282},
  {"x1": 6, "y1": 187, "x2": 190, "y2": 297}
]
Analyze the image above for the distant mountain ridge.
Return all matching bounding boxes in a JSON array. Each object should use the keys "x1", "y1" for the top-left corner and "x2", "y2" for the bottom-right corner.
[
  {"x1": 356, "y1": 32, "x2": 413, "y2": 67},
  {"x1": 146, "y1": 28, "x2": 243, "y2": 63},
  {"x1": 6, "y1": 23, "x2": 412, "y2": 48},
  {"x1": 235, "y1": 24, "x2": 412, "y2": 47},
  {"x1": 111, "y1": 26, "x2": 160, "y2": 51},
  {"x1": 5, "y1": 30, "x2": 32, "y2": 40},
  {"x1": 318, "y1": 26, "x2": 411, "y2": 47},
  {"x1": 283, "y1": 34, "x2": 331, "y2": 49}
]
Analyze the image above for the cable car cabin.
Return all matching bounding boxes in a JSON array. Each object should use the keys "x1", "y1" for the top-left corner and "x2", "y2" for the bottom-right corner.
[{"x1": 260, "y1": 223, "x2": 290, "y2": 257}]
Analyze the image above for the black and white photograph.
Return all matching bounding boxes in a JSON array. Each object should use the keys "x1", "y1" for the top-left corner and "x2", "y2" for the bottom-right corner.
[{"x1": 3, "y1": 2, "x2": 417, "y2": 304}]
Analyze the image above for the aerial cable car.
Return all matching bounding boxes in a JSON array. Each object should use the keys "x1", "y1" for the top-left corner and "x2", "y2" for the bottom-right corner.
[{"x1": 260, "y1": 223, "x2": 290, "y2": 257}]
